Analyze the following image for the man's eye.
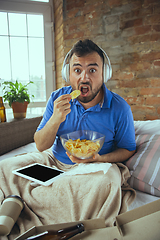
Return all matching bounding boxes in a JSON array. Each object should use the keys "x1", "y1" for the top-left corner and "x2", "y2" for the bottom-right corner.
[
  {"x1": 90, "y1": 69, "x2": 96, "y2": 73},
  {"x1": 75, "y1": 69, "x2": 81, "y2": 73}
]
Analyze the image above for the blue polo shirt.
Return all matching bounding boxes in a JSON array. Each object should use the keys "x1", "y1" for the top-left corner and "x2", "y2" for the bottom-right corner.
[{"x1": 37, "y1": 84, "x2": 136, "y2": 164}]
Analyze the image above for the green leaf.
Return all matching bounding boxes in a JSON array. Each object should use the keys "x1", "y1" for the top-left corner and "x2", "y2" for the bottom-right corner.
[{"x1": 2, "y1": 80, "x2": 34, "y2": 107}]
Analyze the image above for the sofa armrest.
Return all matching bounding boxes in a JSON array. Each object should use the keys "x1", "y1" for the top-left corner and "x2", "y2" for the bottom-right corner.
[{"x1": 0, "y1": 116, "x2": 42, "y2": 155}]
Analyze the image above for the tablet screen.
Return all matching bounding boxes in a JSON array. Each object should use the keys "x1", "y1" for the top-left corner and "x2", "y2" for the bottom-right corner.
[
  {"x1": 17, "y1": 164, "x2": 63, "y2": 182},
  {"x1": 12, "y1": 163, "x2": 64, "y2": 186}
]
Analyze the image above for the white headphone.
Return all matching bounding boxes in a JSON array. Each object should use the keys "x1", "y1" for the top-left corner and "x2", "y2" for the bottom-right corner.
[{"x1": 61, "y1": 46, "x2": 112, "y2": 83}]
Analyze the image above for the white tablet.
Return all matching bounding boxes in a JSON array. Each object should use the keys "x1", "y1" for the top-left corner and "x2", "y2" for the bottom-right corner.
[{"x1": 12, "y1": 163, "x2": 65, "y2": 186}]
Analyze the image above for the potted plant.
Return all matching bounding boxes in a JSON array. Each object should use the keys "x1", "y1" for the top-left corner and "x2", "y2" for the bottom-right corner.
[{"x1": 2, "y1": 80, "x2": 34, "y2": 119}]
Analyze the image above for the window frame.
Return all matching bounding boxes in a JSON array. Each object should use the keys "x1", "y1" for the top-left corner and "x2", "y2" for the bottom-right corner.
[{"x1": 0, "y1": 0, "x2": 55, "y2": 109}]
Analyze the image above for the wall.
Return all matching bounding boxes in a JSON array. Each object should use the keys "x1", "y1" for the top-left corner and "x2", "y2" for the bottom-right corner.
[
  {"x1": 53, "y1": 0, "x2": 160, "y2": 120},
  {"x1": 53, "y1": 0, "x2": 66, "y2": 89}
]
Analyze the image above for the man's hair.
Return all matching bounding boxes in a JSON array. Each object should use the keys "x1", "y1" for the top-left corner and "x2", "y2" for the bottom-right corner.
[{"x1": 69, "y1": 39, "x2": 104, "y2": 64}]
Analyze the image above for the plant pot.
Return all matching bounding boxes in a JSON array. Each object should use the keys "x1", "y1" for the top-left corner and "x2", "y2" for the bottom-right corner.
[{"x1": 11, "y1": 102, "x2": 28, "y2": 119}]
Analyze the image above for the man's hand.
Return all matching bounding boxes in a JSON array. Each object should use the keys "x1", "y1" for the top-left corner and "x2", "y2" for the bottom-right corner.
[
  {"x1": 52, "y1": 94, "x2": 72, "y2": 124},
  {"x1": 66, "y1": 148, "x2": 136, "y2": 164},
  {"x1": 66, "y1": 152, "x2": 100, "y2": 163},
  {"x1": 34, "y1": 94, "x2": 71, "y2": 152}
]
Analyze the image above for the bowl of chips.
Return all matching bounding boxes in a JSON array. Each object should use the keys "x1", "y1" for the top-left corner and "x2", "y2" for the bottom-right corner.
[{"x1": 60, "y1": 130, "x2": 105, "y2": 159}]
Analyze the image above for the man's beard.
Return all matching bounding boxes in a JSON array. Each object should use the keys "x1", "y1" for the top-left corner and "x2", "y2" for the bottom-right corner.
[{"x1": 71, "y1": 82, "x2": 103, "y2": 103}]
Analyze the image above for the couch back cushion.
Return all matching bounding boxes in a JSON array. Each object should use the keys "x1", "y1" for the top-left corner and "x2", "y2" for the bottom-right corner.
[
  {"x1": 134, "y1": 120, "x2": 160, "y2": 135},
  {"x1": 0, "y1": 116, "x2": 42, "y2": 156}
]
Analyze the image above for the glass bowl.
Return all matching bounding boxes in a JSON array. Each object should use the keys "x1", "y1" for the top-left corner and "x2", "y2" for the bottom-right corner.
[{"x1": 60, "y1": 130, "x2": 105, "y2": 159}]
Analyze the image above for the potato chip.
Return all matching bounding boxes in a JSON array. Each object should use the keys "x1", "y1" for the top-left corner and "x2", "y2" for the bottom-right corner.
[
  {"x1": 70, "y1": 90, "x2": 81, "y2": 100},
  {"x1": 65, "y1": 138, "x2": 100, "y2": 159}
]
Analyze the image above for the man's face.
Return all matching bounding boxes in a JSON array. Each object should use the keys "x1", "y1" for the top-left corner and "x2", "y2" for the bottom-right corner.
[{"x1": 69, "y1": 52, "x2": 103, "y2": 104}]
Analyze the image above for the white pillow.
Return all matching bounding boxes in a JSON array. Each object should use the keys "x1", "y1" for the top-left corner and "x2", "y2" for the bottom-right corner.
[{"x1": 134, "y1": 120, "x2": 160, "y2": 135}]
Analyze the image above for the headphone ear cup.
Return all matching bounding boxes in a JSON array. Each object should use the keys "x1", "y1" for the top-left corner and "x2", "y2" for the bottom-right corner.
[
  {"x1": 103, "y1": 63, "x2": 111, "y2": 83},
  {"x1": 62, "y1": 63, "x2": 70, "y2": 82}
]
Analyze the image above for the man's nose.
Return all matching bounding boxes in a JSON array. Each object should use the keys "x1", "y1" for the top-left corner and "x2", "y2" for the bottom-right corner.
[{"x1": 81, "y1": 70, "x2": 89, "y2": 81}]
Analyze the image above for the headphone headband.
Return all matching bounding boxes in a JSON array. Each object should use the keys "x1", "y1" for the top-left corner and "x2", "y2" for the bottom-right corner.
[{"x1": 62, "y1": 46, "x2": 112, "y2": 83}]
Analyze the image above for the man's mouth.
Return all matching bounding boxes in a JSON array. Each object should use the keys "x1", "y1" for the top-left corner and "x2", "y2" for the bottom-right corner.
[{"x1": 80, "y1": 85, "x2": 90, "y2": 96}]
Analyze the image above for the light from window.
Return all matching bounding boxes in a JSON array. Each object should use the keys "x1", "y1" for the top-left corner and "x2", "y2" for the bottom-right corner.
[{"x1": 0, "y1": 11, "x2": 46, "y2": 103}]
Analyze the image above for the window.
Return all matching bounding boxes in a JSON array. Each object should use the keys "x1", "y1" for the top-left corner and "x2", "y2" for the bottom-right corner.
[{"x1": 0, "y1": 0, "x2": 55, "y2": 115}]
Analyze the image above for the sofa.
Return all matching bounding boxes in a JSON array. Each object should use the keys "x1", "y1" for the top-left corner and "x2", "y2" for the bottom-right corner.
[
  {"x1": 0, "y1": 118, "x2": 160, "y2": 211},
  {"x1": 0, "y1": 116, "x2": 42, "y2": 160}
]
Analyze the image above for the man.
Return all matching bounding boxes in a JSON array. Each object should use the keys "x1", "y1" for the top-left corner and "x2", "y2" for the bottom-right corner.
[
  {"x1": 34, "y1": 39, "x2": 136, "y2": 164},
  {"x1": 0, "y1": 40, "x2": 136, "y2": 238}
]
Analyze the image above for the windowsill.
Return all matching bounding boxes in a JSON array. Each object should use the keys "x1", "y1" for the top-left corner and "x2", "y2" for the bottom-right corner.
[
  {"x1": 6, "y1": 114, "x2": 43, "y2": 123},
  {"x1": 5, "y1": 108, "x2": 44, "y2": 122}
]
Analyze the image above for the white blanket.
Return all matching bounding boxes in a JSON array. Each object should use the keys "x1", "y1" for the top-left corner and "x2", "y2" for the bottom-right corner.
[{"x1": 0, "y1": 149, "x2": 135, "y2": 240}]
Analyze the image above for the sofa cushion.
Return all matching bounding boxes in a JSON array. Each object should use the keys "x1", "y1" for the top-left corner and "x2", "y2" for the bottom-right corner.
[
  {"x1": 126, "y1": 134, "x2": 160, "y2": 197},
  {"x1": 0, "y1": 116, "x2": 42, "y2": 156},
  {"x1": 134, "y1": 120, "x2": 160, "y2": 135}
]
